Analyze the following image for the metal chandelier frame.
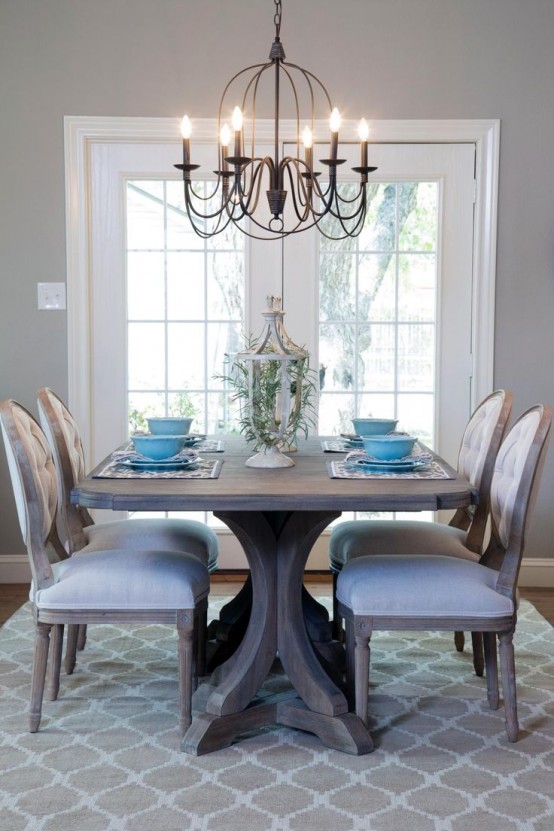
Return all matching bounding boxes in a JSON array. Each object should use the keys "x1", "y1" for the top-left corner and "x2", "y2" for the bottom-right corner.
[{"x1": 175, "y1": 0, "x2": 377, "y2": 240}]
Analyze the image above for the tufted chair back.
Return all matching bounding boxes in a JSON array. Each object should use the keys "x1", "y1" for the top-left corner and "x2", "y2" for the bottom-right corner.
[
  {"x1": 483, "y1": 404, "x2": 552, "y2": 596},
  {"x1": 451, "y1": 390, "x2": 512, "y2": 551},
  {"x1": 37, "y1": 387, "x2": 92, "y2": 552},
  {"x1": 0, "y1": 400, "x2": 67, "y2": 588},
  {"x1": 458, "y1": 390, "x2": 512, "y2": 488}
]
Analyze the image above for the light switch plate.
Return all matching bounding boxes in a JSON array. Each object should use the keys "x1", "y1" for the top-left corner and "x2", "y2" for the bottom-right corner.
[{"x1": 37, "y1": 282, "x2": 66, "y2": 310}]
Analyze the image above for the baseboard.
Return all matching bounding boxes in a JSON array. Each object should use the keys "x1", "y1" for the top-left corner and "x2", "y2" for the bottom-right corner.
[
  {"x1": 516, "y1": 559, "x2": 554, "y2": 588},
  {"x1": 2, "y1": 553, "x2": 554, "y2": 587},
  {"x1": 0, "y1": 555, "x2": 32, "y2": 583}
]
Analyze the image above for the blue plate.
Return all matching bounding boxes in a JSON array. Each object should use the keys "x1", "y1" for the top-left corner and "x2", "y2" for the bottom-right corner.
[
  {"x1": 121, "y1": 458, "x2": 198, "y2": 471},
  {"x1": 352, "y1": 458, "x2": 430, "y2": 473}
]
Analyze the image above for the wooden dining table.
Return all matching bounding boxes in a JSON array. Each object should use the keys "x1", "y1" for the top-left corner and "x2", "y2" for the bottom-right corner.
[{"x1": 71, "y1": 436, "x2": 477, "y2": 756}]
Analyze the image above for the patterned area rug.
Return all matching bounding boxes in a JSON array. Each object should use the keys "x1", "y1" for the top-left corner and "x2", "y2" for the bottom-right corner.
[{"x1": 1, "y1": 599, "x2": 553, "y2": 831}]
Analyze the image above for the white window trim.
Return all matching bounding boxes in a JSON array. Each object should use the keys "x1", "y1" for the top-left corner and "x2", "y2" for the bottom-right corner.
[{"x1": 64, "y1": 116, "x2": 499, "y2": 460}]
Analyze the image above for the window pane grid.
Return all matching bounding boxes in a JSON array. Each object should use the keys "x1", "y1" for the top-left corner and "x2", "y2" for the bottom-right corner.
[
  {"x1": 319, "y1": 181, "x2": 438, "y2": 520},
  {"x1": 319, "y1": 181, "x2": 437, "y2": 434},
  {"x1": 126, "y1": 179, "x2": 245, "y2": 523}
]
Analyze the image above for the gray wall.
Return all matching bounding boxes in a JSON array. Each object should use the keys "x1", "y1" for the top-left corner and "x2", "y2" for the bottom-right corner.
[{"x1": 1, "y1": 0, "x2": 553, "y2": 567}]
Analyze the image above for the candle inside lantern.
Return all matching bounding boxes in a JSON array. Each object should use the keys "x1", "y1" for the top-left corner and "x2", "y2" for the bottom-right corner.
[{"x1": 181, "y1": 115, "x2": 192, "y2": 164}]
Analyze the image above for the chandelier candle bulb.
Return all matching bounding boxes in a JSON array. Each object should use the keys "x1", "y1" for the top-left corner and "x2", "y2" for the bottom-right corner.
[
  {"x1": 232, "y1": 106, "x2": 243, "y2": 159},
  {"x1": 329, "y1": 107, "x2": 341, "y2": 160},
  {"x1": 220, "y1": 123, "x2": 231, "y2": 171},
  {"x1": 358, "y1": 118, "x2": 369, "y2": 168},
  {"x1": 302, "y1": 126, "x2": 313, "y2": 174},
  {"x1": 181, "y1": 115, "x2": 192, "y2": 164}
]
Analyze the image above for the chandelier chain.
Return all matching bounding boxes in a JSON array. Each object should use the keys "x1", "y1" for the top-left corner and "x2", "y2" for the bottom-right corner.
[{"x1": 273, "y1": 0, "x2": 282, "y2": 38}]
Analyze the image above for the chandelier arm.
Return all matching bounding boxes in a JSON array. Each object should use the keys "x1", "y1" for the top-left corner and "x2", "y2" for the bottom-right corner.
[
  {"x1": 281, "y1": 158, "x2": 323, "y2": 222},
  {"x1": 183, "y1": 180, "x2": 238, "y2": 222},
  {"x1": 277, "y1": 62, "x2": 303, "y2": 161},
  {"x1": 334, "y1": 183, "x2": 366, "y2": 205},
  {"x1": 281, "y1": 162, "x2": 311, "y2": 223},
  {"x1": 234, "y1": 63, "x2": 274, "y2": 192},
  {"x1": 281, "y1": 61, "x2": 334, "y2": 112},
  {"x1": 329, "y1": 186, "x2": 367, "y2": 221},
  {"x1": 235, "y1": 157, "x2": 274, "y2": 216},
  {"x1": 281, "y1": 158, "x2": 338, "y2": 222},
  {"x1": 280, "y1": 155, "x2": 311, "y2": 208},
  {"x1": 327, "y1": 190, "x2": 368, "y2": 237},
  {"x1": 184, "y1": 178, "x2": 228, "y2": 204},
  {"x1": 217, "y1": 61, "x2": 273, "y2": 114}
]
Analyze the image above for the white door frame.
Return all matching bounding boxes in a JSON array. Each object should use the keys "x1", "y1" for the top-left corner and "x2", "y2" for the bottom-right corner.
[{"x1": 64, "y1": 116, "x2": 499, "y2": 464}]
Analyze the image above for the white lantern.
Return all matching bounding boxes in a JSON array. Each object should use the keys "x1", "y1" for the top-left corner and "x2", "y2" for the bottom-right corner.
[{"x1": 237, "y1": 297, "x2": 310, "y2": 468}]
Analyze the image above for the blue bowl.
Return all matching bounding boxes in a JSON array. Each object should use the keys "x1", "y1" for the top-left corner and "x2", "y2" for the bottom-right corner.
[
  {"x1": 132, "y1": 434, "x2": 186, "y2": 460},
  {"x1": 147, "y1": 417, "x2": 193, "y2": 436},
  {"x1": 362, "y1": 434, "x2": 417, "y2": 461},
  {"x1": 352, "y1": 417, "x2": 398, "y2": 437}
]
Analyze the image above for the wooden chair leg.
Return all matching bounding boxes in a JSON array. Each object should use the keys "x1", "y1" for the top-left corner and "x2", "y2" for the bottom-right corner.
[
  {"x1": 344, "y1": 618, "x2": 355, "y2": 696},
  {"x1": 30, "y1": 623, "x2": 51, "y2": 733},
  {"x1": 454, "y1": 631, "x2": 465, "y2": 652},
  {"x1": 46, "y1": 624, "x2": 64, "y2": 701},
  {"x1": 499, "y1": 629, "x2": 519, "y2": 742},
  {"x1": 354, "y1": 620, "x2": 371, "y2": 728},
  {"x1": 195, "y1": 606, "x2": 207, "y2": 683},
  {"x1": 177, "y1": 610, "x2": 195, "y2": 739},
  {"x1": 483, "y1": 631, "x2": 499, "y2": 710},
  {"x1": 472, "y1": 632, "x2": 485, "y2": 677},
  {"x1": 65, "y1": 624, "x2": 79, "y2": 675},
  {"x1": 77, "y1": 624, "x2": 87, "y2": 651}
]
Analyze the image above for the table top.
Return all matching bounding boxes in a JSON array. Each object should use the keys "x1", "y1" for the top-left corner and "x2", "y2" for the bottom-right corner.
[{"x1": 71, "y1": 437, "x2": 477, "y2": 514}]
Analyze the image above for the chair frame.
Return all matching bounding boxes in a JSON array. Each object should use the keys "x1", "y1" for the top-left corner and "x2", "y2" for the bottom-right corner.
[
  {"x1": 37, "y1": 386, "x2": 215, "y2": 672},
  {"x1": 37, "y1": 387, "x2": 96, "y2": 554},
  {"x1": 1, "y1": 399, "x2": 207, "y2": 739},
  {"x1": 338, "y1": 404, "x2": 552, "y2": 742},
  {"x1": 331, "y1": 390, "x2": 513, "y2": 668}
]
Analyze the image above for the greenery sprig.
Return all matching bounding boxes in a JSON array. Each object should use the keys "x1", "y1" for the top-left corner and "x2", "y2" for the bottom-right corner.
[{"x1": 215, "y1": 335, "x2": 318, "y2": 449}]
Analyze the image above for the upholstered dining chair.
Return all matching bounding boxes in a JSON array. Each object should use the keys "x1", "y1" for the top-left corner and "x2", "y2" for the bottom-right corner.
[
  {"x1": 337, "y1": 403, "x2": 551, "y2": 742},
  {"x1": 37, "y1": 387, "x2": 219, "y2": 568},
  {"x1": 37, "y1": 387, "x2": 218, "y2": 667},
  {"x1": 329, "y1": 389, "x2": 513, "y2": 671},
  {"x1": 0, "y1": 399, "x2": 210, "y2": 738}
]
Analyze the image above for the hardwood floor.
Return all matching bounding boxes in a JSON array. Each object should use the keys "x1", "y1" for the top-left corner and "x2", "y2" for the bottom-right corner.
[{"x1": 1, "y1": 576, "x2": 553, "y2": 626}]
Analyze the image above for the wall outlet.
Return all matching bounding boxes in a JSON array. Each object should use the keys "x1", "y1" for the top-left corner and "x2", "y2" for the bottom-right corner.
[{"x1": 37, "y1": 282, "x2": 66, "y2": 310}]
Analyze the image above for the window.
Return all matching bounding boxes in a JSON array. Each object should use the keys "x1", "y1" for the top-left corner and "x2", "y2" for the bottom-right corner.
[
  {"x1": 318, "y1": 182, "x2": 438, "y2": 448},
  {"x1": 126, "y1": 180, "x2": 245, "y2": 435}
]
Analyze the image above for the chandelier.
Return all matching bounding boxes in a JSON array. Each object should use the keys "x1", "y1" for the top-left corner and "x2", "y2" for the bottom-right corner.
[{"x1": 175, "y1": 0, "x2": 377, "y2": 241}]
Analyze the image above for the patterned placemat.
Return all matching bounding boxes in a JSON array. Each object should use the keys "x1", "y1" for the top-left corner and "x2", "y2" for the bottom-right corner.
[
  {"x1": 194, "y1": 439, "x2": 224, "y2": 452},
  {"x1": 93, "y1": 458, "x2": 223, "y2": 479},
  {"x1": 321, "y1": 438, "x2": 359, "y2": 452},
  {"x1": 327, "y1": 458, "x2": 454, "y2": 480}
]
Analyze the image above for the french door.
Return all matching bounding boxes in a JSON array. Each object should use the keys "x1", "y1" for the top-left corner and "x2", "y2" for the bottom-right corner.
[
  {"x1": 77, "y1": 122, "x2": 490, "y2": 567},
  {"x1": 88, "y1": 140, "x2": 474, "y2": 460}
]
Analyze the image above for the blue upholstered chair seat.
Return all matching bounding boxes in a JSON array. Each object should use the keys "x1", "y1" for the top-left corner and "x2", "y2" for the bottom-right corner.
[
  {"x1": 32, "y1": 548, "x2": 210, "y2": 611},
  {"x1": 336, "y1": 555, "x2": 514, "y2": 619},
  {"x1": 329, "y1": 520, "x2": 479, "y2": 573},
  {"x1": 82, "y1": 518, "x2": 219, "y2": 572}
]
